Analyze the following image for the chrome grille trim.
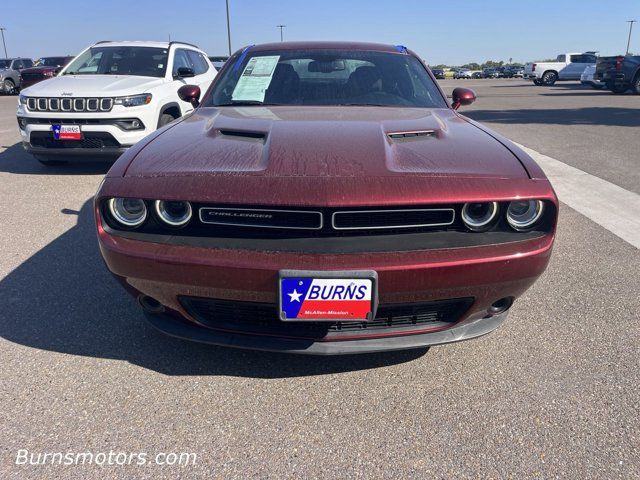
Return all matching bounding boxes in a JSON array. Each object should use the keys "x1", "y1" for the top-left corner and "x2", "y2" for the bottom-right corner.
[
  {"x1": 23, "y1": 97, "x2": 114, "y2": 112},
  {"x1": 331, "y1": 208, "x2": 456, "y2": 230}
]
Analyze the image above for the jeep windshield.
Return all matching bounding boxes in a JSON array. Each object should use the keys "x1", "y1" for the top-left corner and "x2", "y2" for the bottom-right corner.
[
  {"x1": 63, "y1": 46, "x2": 168, "y2": 77},
  {"x1": 207, "y1": 49, "x2": 447, "y2": 108}
]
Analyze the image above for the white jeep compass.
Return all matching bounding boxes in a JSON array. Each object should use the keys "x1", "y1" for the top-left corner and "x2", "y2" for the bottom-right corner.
[{"x1": 16, "y1": 40, "x2": 216, "y2": 165}]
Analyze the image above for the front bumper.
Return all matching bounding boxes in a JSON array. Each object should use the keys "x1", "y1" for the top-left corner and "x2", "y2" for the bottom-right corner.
[
  {"x1": 98, "y1": 209, "x2": 555, "y2": 353},
  {"x1": 143, "y1": 308, "x2": 510, "y2": 354}
]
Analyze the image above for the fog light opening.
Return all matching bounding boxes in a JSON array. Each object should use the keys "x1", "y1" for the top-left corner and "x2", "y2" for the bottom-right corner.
[
  {"x1": 488, "y1": 297, "x2": 513, "y2": 315},
  {"x1": 138, "y1": 295, "x2": 165, "y2": 314}
]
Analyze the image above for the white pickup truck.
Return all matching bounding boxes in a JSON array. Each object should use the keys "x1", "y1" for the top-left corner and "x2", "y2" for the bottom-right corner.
[{"x1": 524, "y1": 52, "x2": 598, "y2": 86}]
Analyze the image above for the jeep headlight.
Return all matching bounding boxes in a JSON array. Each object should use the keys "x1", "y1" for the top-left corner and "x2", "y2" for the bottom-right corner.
[
  {"x1": 19, "y1": 94, "x2": 27, "y2": 106},
  {"x1": 114, "y1": 93, "x2": 152, "y2": 107}
]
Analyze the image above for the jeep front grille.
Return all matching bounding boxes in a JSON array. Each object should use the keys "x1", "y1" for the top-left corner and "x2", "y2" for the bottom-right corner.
[{"x1": 26, "y1": 97, "x2": 114, "y2": 113}]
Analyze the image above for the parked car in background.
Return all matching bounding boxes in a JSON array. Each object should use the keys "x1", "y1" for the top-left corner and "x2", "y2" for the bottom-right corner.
[
  {"x1": 482, "y1": 68, "x2": 500, "y2": 78},
  {"x1": 208, "y1": 56, "x2": 229, "y2": 70},
  {"x1": 471, "y1": 71, "x2": 483, "y2": 79},
  {"x1": 501, "y1": 66, "x2": 524, "y2": 78},
  {"x1": 0, "y1": 58, "x2": 34, "y2": 94},
  {"x1": 524, "y1": 52, "x2": 597, "y2": 85},
  {"x1": 17, "y1": 41, "x2": 216, "y2": 165},
  {"x1": 431, "y1": 68, "x2": 445, "y2": 79},
  {"x1": 96, "y1": 41, "x2": 558, "y2": 354},
  {"x1": 594, "y1": 55, "x2": 640, "y2": 94},
  {"x1": 19, "y1": 56, "x2": 74, "y2": 89},
  {"x1": 580, "y1": 64, "x2": 605, "y2": 89},
  {"x1": 452, "y1": 68, "x2": 469, "y2": 79}
]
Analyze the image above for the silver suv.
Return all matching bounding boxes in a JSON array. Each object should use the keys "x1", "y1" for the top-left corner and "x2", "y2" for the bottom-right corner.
[{"x1": 0, "y1": 58, "x2": 34, "y2": 94}]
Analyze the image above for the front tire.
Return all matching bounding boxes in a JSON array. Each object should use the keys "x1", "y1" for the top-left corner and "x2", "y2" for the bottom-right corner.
[
  {"x1": 608, "y1": 82, "x2": 628, "y2": 94},
  {"x1": 533, "y1": 79, "x2": 542, "y2": 86},
  {"x1": 158, "y1": 113, "x2": 176, "y2": 128},
  {"x1": 633, "y1": 74, "x2": 640, "y2": 95},
  {"x1": 3, "y1": 79, "x2": 16, "y2": 95},
  {"x1": 541, "y1": 71, "x2": 558, "y2": 86}
]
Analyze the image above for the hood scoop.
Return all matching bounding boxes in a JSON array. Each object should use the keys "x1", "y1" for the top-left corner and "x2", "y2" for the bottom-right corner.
[
  {"x1": 218, "y1": 129, "x2": 267, "y2": 143},
  {"x1": 387, "y1": 130, "x2": 437, "y2": 142}
]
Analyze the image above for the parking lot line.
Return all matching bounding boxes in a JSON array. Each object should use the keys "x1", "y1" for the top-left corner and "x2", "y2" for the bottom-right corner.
[{"x1": 516, "y1": 142, "x2": 640, "y2": 249}]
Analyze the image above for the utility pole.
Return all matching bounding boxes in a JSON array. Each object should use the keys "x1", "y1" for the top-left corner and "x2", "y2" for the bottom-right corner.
[
  {"x1": 0, "y1": 28, "x2": 7, "y2": 58},
  {"x1": 277, "y1": 25, "x2": 286, "y2": 42},
  {"x1": 626, "y1": 20, "x2": 636, "y2": 55},
  {"x1": 226, "y1": 0, "x2": 232, "y2": 56}
]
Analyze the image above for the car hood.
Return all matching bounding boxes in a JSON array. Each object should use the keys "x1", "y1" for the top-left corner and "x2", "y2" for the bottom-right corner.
[
  {"x1": 115, "y1": 106, "x2": 534, "y2": 206},
  {"x1": 19, "y1": 74, "x2": 165, "y2": 96},
  {"x1": 21, "y1": 66, "x2": 57, "y2": 74}
]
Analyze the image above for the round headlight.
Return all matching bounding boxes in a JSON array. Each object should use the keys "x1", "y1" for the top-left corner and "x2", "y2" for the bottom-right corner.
[
  {"x1": 108, "y1": 198, "x2": 147, "y2": 227},
  {"x1": 154, "y1": 200, "x2": 192, "y2": 227},
  {"x1": 506, "y1": 200, "x2": 544, "y2": 231},
  {"x1": 461, "y1": 202, "x2": 499, "y2": 231}
]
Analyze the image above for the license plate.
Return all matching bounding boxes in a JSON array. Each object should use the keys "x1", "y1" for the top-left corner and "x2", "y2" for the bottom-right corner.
[
  {"x1": 52, "y1": 124, "x2": 81, "y2": 140},
  {"x1": 279, "y1": 270, "x2": 378, "y2": 322}
]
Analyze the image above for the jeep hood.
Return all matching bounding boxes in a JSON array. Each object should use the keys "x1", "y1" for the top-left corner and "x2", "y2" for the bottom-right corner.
[{"x1": 19, "y1": 74, "x2": 165, "y2": 97}]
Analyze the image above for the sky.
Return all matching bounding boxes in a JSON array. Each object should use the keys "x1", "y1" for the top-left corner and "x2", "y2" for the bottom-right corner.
[{"x1": 2, "y1": 0, "x2": 638, "y2": 65}]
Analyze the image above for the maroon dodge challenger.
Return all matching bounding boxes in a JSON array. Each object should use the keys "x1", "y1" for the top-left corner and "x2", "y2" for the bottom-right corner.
[{"x1": 95, "y1": 42, "x2": 557, "y2": 354}]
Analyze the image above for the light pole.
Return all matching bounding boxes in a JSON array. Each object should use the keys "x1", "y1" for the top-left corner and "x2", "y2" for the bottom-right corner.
[
  {"x1": 0, "y1": 28, "x2": 8, "y2": 58},
  {"x1": 226, "y1": 0, "x2": 232, "y2": 56},
  {"x1": 626, "y1": 20, "x2": 636, "y2": 55},
  {"x1": 277, "y1": 25, "x2": 286, "y2": 42}
]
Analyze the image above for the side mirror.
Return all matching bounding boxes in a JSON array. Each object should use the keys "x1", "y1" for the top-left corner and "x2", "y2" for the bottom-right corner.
[
  {"x1": 175, "y1": 67, "x2": 195, "y2": 78},
  {"x1": 451, "y1": 87, "x2": 476, "y2": 110},
  {"x1": 178, "y1": 84, "x2": 201, "y2": 108}
]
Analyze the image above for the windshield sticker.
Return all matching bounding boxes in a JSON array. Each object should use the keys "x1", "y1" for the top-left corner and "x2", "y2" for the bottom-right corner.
[{"x1": 231, "y1": 55, "x2": 280, "y2": 103}]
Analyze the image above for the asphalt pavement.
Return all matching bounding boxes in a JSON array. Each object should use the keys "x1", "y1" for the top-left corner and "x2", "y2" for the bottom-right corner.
[{"x1": 0, "y1": 80, "x2": 639, "y2": 479}]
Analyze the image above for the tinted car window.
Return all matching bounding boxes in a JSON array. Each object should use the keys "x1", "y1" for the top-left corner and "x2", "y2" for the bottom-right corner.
[
  {"x1": 64, "y1": 47, "x2": 168, "y2": 77},
  {"x1": 556, "y1": 54, "x2": 566, "y2": 62},
  {"x1": 186, "y1": 50, "x2": 209, "y2": 75},
  {"x1": 12, "y1": 60, "x2": 23, "y2": 69},
  {"x1": 35, "y1": 57, "x2": 68, "y2": 67},
  {"x1": 208, "y1": 49, "x2": 447, "y2": 108},
  {"x1": 0, "y1": 59, "x2": 10, "y2": 69},
  {"x1": 22, "y1": 59, "x2": 33, "y2": 68},
  {"x1": 173, "y1": 49, "x2": 191, "y2": 75}
]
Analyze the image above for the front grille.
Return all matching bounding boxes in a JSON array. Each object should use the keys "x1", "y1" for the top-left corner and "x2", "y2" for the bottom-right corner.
[
  {"x1": 29, "y1": 131, "x2": 121, "y2": 149},
  {"x1": 332, "y1": 209, "x2": 454, "y2": 230},
  {"x1": 26, "y1": 96, "x2": 113, "y2": 112},
  {"x1": 191, "y1": 205, "x2": 461, "y2": 237},
  {"x1": 179, "y1": 296, "x2": 474, "y2": 340},
  {"x1": 199, "y1": 207, "x2": 323, "y2": 230}
]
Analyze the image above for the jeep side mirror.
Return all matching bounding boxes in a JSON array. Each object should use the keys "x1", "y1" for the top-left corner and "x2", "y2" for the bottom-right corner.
[
  {"x1": 178, "y1": 84, "x2": 201, "y2": 108},
  {"x1": 451, "y1": 87, "x2": 476, "y2": 110},
  {"x1": 175, "y1": 67, "x2": 195, "y2": 78}
]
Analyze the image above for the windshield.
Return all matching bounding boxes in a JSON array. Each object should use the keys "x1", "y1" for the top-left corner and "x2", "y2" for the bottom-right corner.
[
  {"x1": 207, "y1": 49, "x2": 447, "y2": 108},
  {"x1": 34, "y1": 57, "x2": 68, "y2": 67},
  {"x1": 63, "y1": 46, "x2": 168, "y2": 77},
  {"x1": 0, "y1": 60, "x2": 10, "y2": 69}
]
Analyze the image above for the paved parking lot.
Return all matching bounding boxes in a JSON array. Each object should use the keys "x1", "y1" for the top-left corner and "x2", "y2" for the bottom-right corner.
[{"x1": 1, "y1": 79, "x2": 639, "y2": 479}]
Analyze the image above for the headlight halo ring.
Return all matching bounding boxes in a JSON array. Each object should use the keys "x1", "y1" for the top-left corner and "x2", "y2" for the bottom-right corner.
[
  {"x1": 108, "y1": 197, "x2": 147, "y2": 227},
  {"x1": 506, "y1": 199, "x2": 545, "y2": 231},
  {"x1": 461, "y1": 201, "x2": 499, "y2": 232},
  {"x1": 154, "y1": 200, "x2": 192, "y2": 227}
]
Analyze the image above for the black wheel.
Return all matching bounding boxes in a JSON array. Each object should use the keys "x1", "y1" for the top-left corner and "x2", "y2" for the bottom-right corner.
[
  {"x1": 541, "y1": 71, "x2": 558, "y2": 86},
  {"x1": 533, "y1": 79, "x2": 542, "y2": 86},
  {"x1": 35, "y1": 156, "x2": 68, "y2": 166},
  {"x1": 158, "y1": 113, "x2": 176, "y2": 128},
  {"x1": 633, "y1": 74, "x2": 640, "y2": 95},
  {"x1": 608, "y1": 82, "x2": 628, "y2": 94},
  {"x1": 3, "y1": 79, "x2": 16, "y2": 95}
]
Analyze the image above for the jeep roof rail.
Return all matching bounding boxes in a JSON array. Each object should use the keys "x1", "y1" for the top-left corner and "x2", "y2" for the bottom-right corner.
[
  {"x1": 169, "y1": 41, "x2": 200, "y2": 49},
  {"x1": 94, "y1": 40, "x2": 112, "y2": 44}
]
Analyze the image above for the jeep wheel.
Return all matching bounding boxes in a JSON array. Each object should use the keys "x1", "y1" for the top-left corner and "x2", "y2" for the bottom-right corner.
[
  {"x1": 3, "y1": 79, "x2": 16, "y2": 95},
  {"x1": 158, "y1": 113, "x2": 176, "y2": 128},
  {"x1": 533, "y1": 79, "x2": 542, "y2": 86},
  {"x1": 541, "y1": 71, "x2": 558, "y2": 86}
]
